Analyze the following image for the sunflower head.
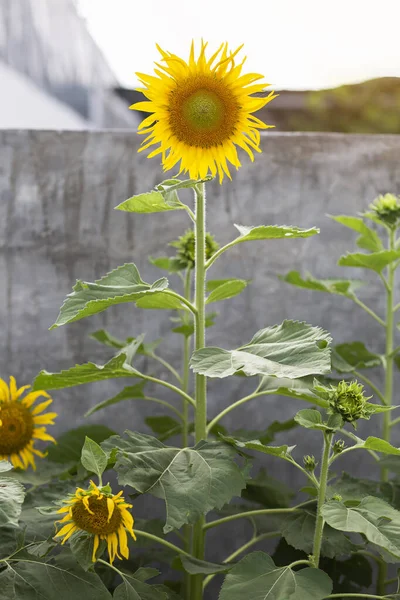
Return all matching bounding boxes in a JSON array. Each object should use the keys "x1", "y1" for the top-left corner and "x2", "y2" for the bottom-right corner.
[
  {"x1": 132, "y1": 41, "x2": 277, "y2": 183},
  {"x1": 327, "y1": 380, "x2": 372, "y2": 426},
  {"x1": 0, "y1": 376, "x2": 56, "y2": 470},
  {"x1": 369, "y1": 193, "x2": 400, "y2": 227},
  {"x1": 55, "y1": 481, "x2": 136, "y2": 564},
  {"x1": 170, "y1": 229, "x2": 219, "y2": 269}
]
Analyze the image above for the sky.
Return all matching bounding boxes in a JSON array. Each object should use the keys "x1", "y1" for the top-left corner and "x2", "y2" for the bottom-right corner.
[{"x1": 77, "y1": 0, "x2": 400, "y2": 91}]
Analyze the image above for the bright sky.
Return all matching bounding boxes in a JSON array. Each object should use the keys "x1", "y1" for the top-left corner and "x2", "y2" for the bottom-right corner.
[{"x1": 77, "y1": 0, "x2": 400, "y2": 91}]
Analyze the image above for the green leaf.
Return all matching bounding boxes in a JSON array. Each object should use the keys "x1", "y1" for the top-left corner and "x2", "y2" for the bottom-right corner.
[
  {"x1": 330, "y1": 215, "x2": 383, "y2": 252},
  {"x1": 81, "y1": 437, "x2": 108, "y2": 478},
  {"x1": 233, "y1": 224, "x2": 319, "y2": 243},
  {"x1": 242, "y1": 469, "x2": 294, "y2": 508},
  {"x1": 135, "y1": 293, "x2": 186, "y2": 310},
  {"x1": 102, "y1": 432, "x2": 247, "y2": 533},
  {"x1": 332, "y1": 341, "x2": 382, "y2": 373},
  {"x1": 46, "y1": 425, "x2": 115, "y2": 464},
  {"x1": 346, "y1": 436, "x2": 400, "y2": 456},
  {"x1": 190, "y1": 320, "x2": 331, "y2": 379},
  {"x1": 145, "y1": 416, "x2": 182, "y2": 442},
  {"x1": 206, "y1": 279, "x2": 248, "y2": 304},
  {"x1": 338, "y1": 250, "x2": 400, "y2": 273},
  {"x1": 328, "y1": 473, "x2": 381, "y2": 503},
  {"x1": 155, "y1": 176, "x2": 213, "y2": 192},
  {"x1": 219, "y1": 552, "x2": 332, "y2": 600},
  {"x1": 282, "y1": 509, "x2": 356, "y2": 558},
  {"x1": 0, "y1": 475, "x2": 25, "y2": 527},
  {"x1": 70, "y1": 532, "x2": 107, "y2": 571},
  {"x1": 294, "y1": 409, "x2": 329, "y2": 431},
  {"x1": 221, "y1": 434, "x2": 295, "y2": 460},
  {"x1": 85, "y1": 383, "x2": 146, "y2": 417},
  {"x1": 33, "y1": 346, "x2": 139, "y2": 392},
  {"x1": 322, "y1": 495, "x2": 400, "y2": 559},
  {"x1": 256, "y1": 375, "x2": 327, "y2": 407},
  {"x1": 115, "y1": 190, "x2": 186, "y2": 214},
  {"x1": 0, "y1": 553, "x2": 112, "y2": 599},
  {"x1": 149, "y1": 256, "x2": 185, "y2": 273},
  {"x1": 50, "y1": 264, "x2": 172, "y2": 329},
  {"x1": 179, "y1": 555, "x2": 231, "y2": 575},
  {"x1": 113, "y1": 570, "x2": 167, "y2": 600},
  {"x1": 172, "y1": 312, "x2": 216, "y2": 337},
  {"x1": 90, "y1": 329, "x2": 127, "y2": 349},
  {"x1": 279, "y1": 271, "x2": 364, "y2": 296}
]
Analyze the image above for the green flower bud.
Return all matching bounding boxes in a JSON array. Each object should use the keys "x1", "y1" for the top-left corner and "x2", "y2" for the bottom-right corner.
[
  {"x1": 303, "y1": 455, "x2": 317, "y2": 472},
  {"x1": 333, "y1": 439, "x2": 346, "y2": 455},
  {"x1": 370, "y1": 193, "x2": 400, "y2": 227},
  {"x1": 332, "y1": 494, "x2": 342, "y2": 502},
  {"x1": 330, "y1": 380, "x2": 371, "y2": 424},
  {"x1": 170, "y1": 230, "x2": 219, "y2": 269}
]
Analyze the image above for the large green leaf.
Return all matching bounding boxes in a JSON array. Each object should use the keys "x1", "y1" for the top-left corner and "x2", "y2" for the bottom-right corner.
[
  {"x1": 279, "y1": 271, "x2": 363, "y2": 296},
  {"x1": 145, "y1": 416, "x2": 182, "y2": 442},
  {"x1": 322, "y1": 496, "x2": 400, "y2": 559},
  {"x1": 50, "y1": 264, "x2": 183, "y2": 329},
  {"x1": 85, "y1": 383, "x2": 146, "y2": 417},
  {"x1": 282, "y1": 509, "x2": 356, "y2": 558},
  {"x1": 179, "y1": 555, "x2": 231, "y2": 575},
  {"x1": 0, "y1": 553, "x2": 112, "y2": 599},
  {"x1": 294, "y1": 409, "x2": 336, "y2": 431},
  {"x1": 33, "y1": 346, "x2": 139, "y2": 392},
  {"x1": 338, "y1": 250, "x2": 400, "y2": 273},
  {"x1": 332, "y1": 341, "x2": 382, "y2": 373},
  {"x1": 0, "y1": 462, "x2": 25, "y2": 527},
  {"x1": 219, "y1": 552, "x2": 332, "y2": 600},
  {"x1": 206, "y1": 279, "x2": 248, "y2": 304},
  {"x1": 45, "y1": 425, "x2": 115, "y2": 464},
  {"x1": 256, "y1": 375, "x2": 328, "y2": 407},
  {"x1": 190, "y1": 320, "x2": 331, "y2": 379},
  {"x1": 330, "y1": 215, "x2": 383, "y2": 252},
  {"x1": 102, "y1": 432, "x2": 247, "y2": 533},
  {"x1": 90, "y1": 331, "x2": 161, "y2": 356}
]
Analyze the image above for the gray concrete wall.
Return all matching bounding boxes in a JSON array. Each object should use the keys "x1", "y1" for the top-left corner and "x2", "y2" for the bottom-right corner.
[{"x1": 1, "y1": 130, "x2": 400, "y2": 589}]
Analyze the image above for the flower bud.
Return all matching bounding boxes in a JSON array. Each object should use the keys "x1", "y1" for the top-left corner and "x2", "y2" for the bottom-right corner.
[
  {"x1": 332, "y1": 380, "x2": 370, "y2": 424},
  {"x1": 303, "y1": 455, "x2": 317, "y2": 472},
  {"x1": 332, "y1": 494, "x2": 343, "y2": 502},
  {"x1": 333, "y1": 439, "x2": 346, "y2": 455},
  {"x1": 370, "y1": 193, "x2": 400, "y2": 227},
  {"x1": 170, "y1": 230, "x2": 219, "y2": 269}
]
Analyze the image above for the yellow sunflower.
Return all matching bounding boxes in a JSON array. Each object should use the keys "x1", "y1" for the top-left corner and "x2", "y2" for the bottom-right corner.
[
  {"x1": 0, "y1": 376, "x2": 57, "y2": 470},
  {"x1": 55, "y1": 481, "x2": 136, "y2": 564},
  {"x1": 132, "y1": 40, "x2": 277, "y2": 183}
]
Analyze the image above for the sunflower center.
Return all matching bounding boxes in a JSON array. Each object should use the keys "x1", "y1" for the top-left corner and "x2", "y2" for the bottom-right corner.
[
  {"x1": 168, "y1": 75, "x2": 240, "y2": 148},
  {"x1": 0, "y1": 402, "x2": 34, "y2": 454},
  {"x1": 72, "y1": 496, "x2": 122, "y2": 535}
]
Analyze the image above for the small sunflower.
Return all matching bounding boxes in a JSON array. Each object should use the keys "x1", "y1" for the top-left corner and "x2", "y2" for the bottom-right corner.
[
  {"x1": 0, "y1": 376, "x2": 56, "y2": 470},
  {"x1": 132, "y1": 40, "x2": 276, "y2": 183},
  {"x1": 55, "y1": 481, "x2": 136, "y2": 564}
]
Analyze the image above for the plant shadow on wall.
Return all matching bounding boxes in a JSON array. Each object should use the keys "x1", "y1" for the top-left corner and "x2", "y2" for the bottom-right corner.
[{"x1": 1, "y1": 40, "x2": 400, "y2": 600}]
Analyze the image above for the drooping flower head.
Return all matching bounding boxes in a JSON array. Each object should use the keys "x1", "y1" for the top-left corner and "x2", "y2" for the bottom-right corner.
[
  {"x1": 170, "y1": 229, "x2": 219, "y2": 269},
  {"x1": 0, "y1": 376, "x2": 56, "y2": 470},
  {"x1": 55, "y1": 481, "x2": 136, "y2": 564},
  {"x1": 132, "y1": 41, "x2": 276, "y2": 183}
]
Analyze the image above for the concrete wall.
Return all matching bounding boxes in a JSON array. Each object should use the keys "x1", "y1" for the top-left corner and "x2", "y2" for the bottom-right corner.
[{"x1": 1, "y1": 130, "x2": 400, "y2": 588}]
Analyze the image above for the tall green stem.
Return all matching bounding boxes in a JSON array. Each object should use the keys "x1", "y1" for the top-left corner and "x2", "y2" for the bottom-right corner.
[
  {"x1": 191, "y1": 183, "x2": 207, "y2": 600},
  {"x1": 312, "y1": 432, "x2": 332, "y2": 568},
  {"x1": 382, "y1": 227, "x2": 396, "y2": 483},
  {"x1": 182, "y1": 267, "x2": 192, "y2": 600}
]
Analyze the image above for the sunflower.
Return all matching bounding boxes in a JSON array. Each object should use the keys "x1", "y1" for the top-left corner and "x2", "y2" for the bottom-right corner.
[
  {"x1": 0, "y1": 376, "x2": 57, "y2": 470},
  {"x1": 55, "y1": 481, "x2": 136, "y2": 564},
  {"x1": 132, "y1": 41, "x2": 277, "y2": 183}
]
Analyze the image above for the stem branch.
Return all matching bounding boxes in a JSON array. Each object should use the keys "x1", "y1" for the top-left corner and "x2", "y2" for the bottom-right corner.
[{"x1": 312, "y1": 432, "x2": 332, "y2": 568}]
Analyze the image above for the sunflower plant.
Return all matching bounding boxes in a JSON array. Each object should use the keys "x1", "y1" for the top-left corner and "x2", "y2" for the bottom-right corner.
[{"x1": 2, "y1": 42, "x2": 400, "y2": 600}]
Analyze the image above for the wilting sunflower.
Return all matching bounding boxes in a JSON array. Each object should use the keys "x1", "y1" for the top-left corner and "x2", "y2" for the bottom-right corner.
[
  {"x1": 0, "y1": 376, "x2": 56, "y2": 470},
  {"x1": 132, "y1": 41, "x2": 276, "y2": 182},
  {"x1": 55, "y1": 481, "x2": 136, "y2": 563}
]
